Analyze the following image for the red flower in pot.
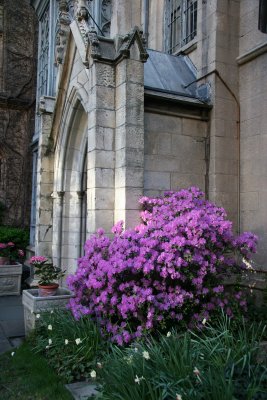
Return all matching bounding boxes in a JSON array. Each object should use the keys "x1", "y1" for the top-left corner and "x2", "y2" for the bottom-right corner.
[
  {"x1": 0, "y1": 242, "x2": 24, "y2": 265},
  {"x1": 29, "y1": 256, "x2": 65, "y2": 297}
]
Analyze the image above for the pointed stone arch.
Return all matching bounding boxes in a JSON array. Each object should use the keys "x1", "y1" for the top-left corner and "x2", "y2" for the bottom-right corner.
[{"x1": 52, "y1": 90, "x2": 88, "y2": 272}]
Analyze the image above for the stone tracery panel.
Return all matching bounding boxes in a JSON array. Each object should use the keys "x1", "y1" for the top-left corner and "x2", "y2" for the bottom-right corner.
[{"x1": 100, "y1": 0, "x2": 111, "y2": 36}]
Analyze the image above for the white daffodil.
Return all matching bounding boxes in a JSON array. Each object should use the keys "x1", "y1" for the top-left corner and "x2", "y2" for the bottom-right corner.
[
  {"x1": 11, "y1": 352, "x2": 15, "y2": 357},
  {"x1": 36, "y1": 314, "x2": 40, "y2": 319},
  {"x1": 90, "y1": 370, "x2": 96, "y2": 379},
  {"x1": 134, "y1": 375, "x2": 144, "y2": 385},
  {"x1": 75, "y1": 338, "x2": 81, "y2": 345},
  {"x1": 125, "y1": 355, "x2": 133, "y2": 364},
  {"x1": 48, "y1": 324, "x2": 52, "y2": 330},
  {"x1": 202, "y1": 318, "x2": 207, "y2": 325},
  {"x1": 65, "y1": 339, "x2": 69, "y2": 345},
  {"x1": 167, "y1": 331, "x2": 171, "y2": 337},
  {"x1": 142, "y1": 350, "x2": 150, "y2": 360},
  {"x1": 50, "y1": 310, "x2": 54, "y2": 314},
  {"x1": 48, "y1": 338, "x2": 52, "y2": 345}
]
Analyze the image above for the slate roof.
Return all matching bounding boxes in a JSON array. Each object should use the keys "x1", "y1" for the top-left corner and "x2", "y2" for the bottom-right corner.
[{"x1": 144, "y1": 49, "x2": 199, "y2": 100}]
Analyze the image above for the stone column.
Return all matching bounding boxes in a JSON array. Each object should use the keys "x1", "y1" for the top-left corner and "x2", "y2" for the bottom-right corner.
[
  {"x1": 195, "y1": 1, "x2": 240, "y2": 230},
  {"x1": 114, "y1": 36, "x2": 147, "y2": 228},
  {"x1": 52, "y1": 190, "x2": 64, "y2": 268},
  {"x1": 35, "y1": 96, "x2": 55, "y2": 258},
  {"x1": 87, "y1": 61, "x2": 116, "y2": 235}
]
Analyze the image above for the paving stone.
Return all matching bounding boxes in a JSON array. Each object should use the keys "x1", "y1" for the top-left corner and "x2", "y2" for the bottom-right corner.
[
  {"x1": 65, "y1": 381, "x2": 99, "y2": 399},
  {"x1": 0, "y1": 320, "x2": 25, "y2": 337},
  {"x1": 0, "y1": 338, "x2": 12, "y2": 355},
  {"x1": 0, "y1": 295, "x2": 25, "y2": 354}
]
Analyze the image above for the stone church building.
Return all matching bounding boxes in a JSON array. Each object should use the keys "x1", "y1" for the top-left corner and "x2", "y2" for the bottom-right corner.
[{"x1": 27, "y1": 0, "x2": 267, "y2": 280}]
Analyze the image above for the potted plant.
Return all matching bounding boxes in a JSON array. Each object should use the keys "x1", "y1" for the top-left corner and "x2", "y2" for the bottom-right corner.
[
  {"x1": 0, "y1": 242, "x2": 24, "y2": 265},
  {"x1": 29, "y1": 256, "x2": 65, "y2": 297},
  {"x1": 22, "y1": 256, "x2": 74, "y2": 335}
]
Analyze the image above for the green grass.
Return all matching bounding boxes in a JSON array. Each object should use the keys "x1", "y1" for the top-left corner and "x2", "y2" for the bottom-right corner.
[{"x1": 0, "y1": 342, "x2": 73, "y2": 400}]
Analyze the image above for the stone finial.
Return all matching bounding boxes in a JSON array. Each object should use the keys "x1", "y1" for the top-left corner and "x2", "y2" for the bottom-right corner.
[{"x1": 118, "y1": 26, "x2": 149, "y2": 62}]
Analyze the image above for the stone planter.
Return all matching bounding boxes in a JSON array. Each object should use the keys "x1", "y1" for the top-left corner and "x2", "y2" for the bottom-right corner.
[
  {"x1": 22, "y1": 287, "x2": 74, "y2": 335},
  {"x1": 0, "y1": 262, "x2": 22, "y2": 296}
]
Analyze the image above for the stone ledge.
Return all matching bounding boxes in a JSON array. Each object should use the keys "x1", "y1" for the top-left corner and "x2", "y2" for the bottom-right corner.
[{"x1": 237, "y1": 41, "x2": 267, "y2": 65}]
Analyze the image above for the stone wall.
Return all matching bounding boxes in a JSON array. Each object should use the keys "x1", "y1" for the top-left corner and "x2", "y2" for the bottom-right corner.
[
  {"x1": 148, "y1": 1, "x2": 240, "y2": 228},
  {"x1": 144, "y1": 112, "x2": 208, "y2": 197},
  {"x1": 0, "y1": 0, "x2": 37, "y2": 227},
  {"x1": 239, "y1": 1, "x2": 267, "y2": 268}
]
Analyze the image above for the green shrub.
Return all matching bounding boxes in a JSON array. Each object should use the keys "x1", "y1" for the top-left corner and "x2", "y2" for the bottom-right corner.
[
  {"x1": 0, "y1": 226, "x2": 29, "y2": 250},
  {"x1": 98, "y1": 315, "x2": 267, "y2": 400},
  {"x1": 31, "y1": 309, "x2": 106, "y2": 383}
]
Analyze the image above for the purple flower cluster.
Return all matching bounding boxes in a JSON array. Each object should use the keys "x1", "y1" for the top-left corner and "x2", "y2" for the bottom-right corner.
[{"x1": 67, "y1": 187, "x2": 257, "y2": 345}]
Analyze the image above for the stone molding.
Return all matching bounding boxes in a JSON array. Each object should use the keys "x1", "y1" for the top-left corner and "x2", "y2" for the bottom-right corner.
[
  {"x1": 237, "y1": 41, "x2": 267, "y2": 65},
  {"x1": 38, "y1": 96, "x2": 56, "y2": 114}
]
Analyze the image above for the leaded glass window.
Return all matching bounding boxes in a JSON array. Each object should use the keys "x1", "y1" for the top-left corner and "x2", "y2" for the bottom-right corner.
[
  {"x1": 184, "y1": 0, "x2": 197, "y2": 45},
  {"x1": 37, "y1": 5, "x2": 50, "y2": 99},
  {"x1": 166, "y1": 0, "x2": 197, "y2": 54}
]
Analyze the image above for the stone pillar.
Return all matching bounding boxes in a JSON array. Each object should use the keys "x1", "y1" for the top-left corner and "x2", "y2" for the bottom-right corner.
[
  {"x1": 35, "y1": 96, "x2": 55, "y2": 258},
  {"x1": 51, "y1": 190, "x2": 64, "y2": 268},
  {"x1": 87, "y1": 61, "x2": 116, "y2": 235},
  {"x1": 195, "y1": 1, "x2": 240, "y2": 230},
  {"x1": 114, "y1": 37, "x2": 147, "y2": 228}
]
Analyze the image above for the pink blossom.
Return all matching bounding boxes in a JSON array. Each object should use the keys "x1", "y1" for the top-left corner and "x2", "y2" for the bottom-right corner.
[
  {"x1": 67, "y1": 187, "x2": 257, "y2": 345},
  {"x1": 29, "y1": 256, "x2": 48, "y2": 265}
]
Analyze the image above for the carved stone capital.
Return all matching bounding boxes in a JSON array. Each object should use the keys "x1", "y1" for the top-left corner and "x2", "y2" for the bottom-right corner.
[
  {"x1": 57, "y1": 191, "x2": 65, "y2": 199},
  {"x1": 77, "y1": 191, "x2": 85, "y2": 199}
]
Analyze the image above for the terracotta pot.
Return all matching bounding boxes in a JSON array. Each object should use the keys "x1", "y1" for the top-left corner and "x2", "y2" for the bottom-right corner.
[
  {"x1": 0, "y1": 257, "x2": 9, "y2": 265},
  {"x1": 38, "y1": 283, "x2": 59, "y2": 297}
]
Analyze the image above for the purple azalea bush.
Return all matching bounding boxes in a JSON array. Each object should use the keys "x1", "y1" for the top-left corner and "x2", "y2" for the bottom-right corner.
[{"x1": 67, "y1": 187, "x2": 257, "y2": 345}]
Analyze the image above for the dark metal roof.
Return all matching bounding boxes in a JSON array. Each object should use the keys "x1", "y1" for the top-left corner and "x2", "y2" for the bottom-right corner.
[{"x1": 144, "y1": 49, "x2": 198, "y2": 99}]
